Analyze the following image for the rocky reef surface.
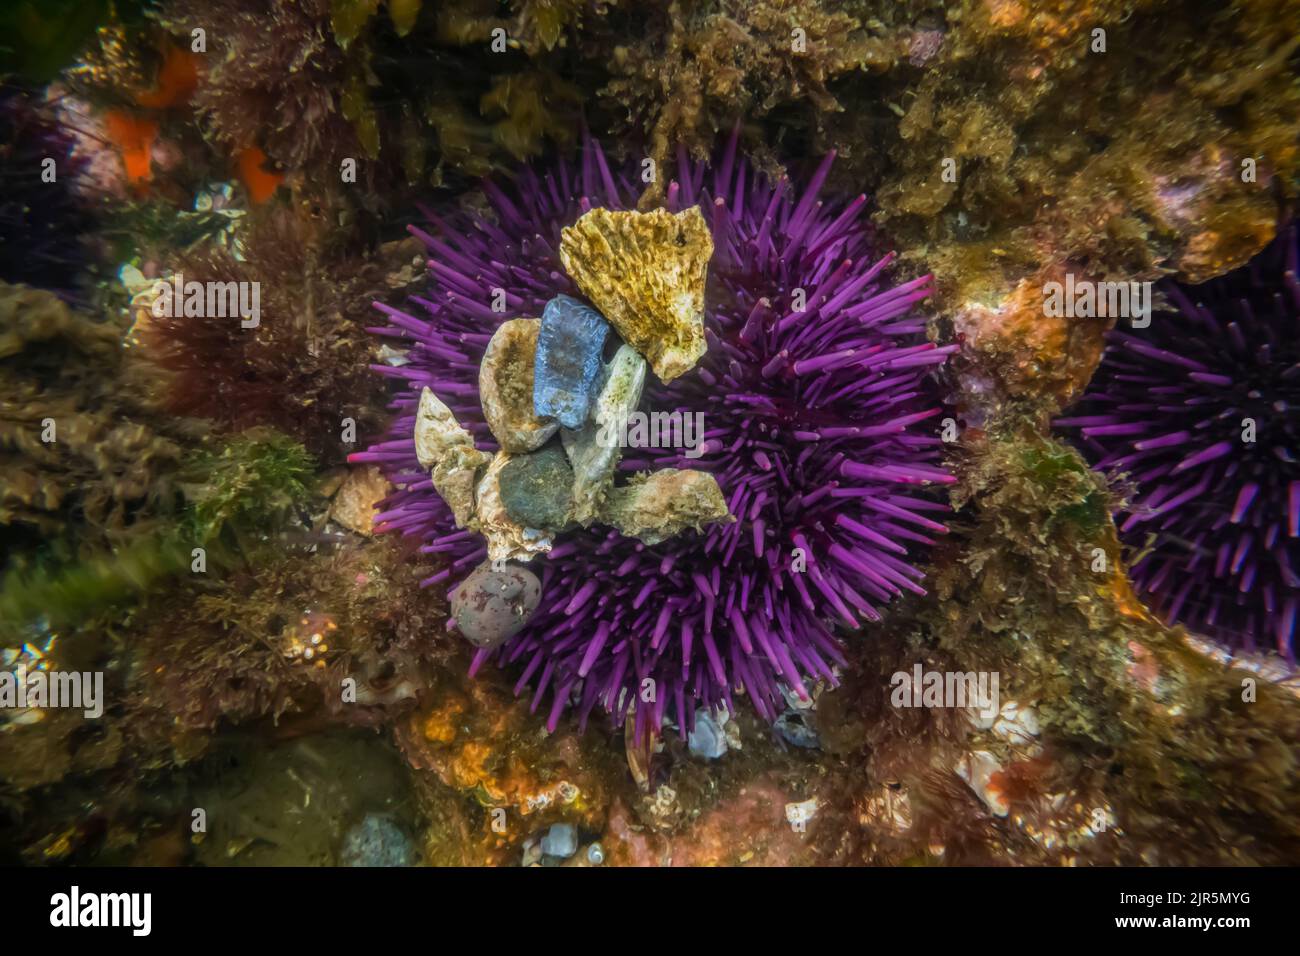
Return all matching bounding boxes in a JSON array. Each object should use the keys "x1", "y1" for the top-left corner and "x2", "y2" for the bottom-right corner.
[{"x1": 0, "y1": 0, "x2": 1298, "y2": 867}]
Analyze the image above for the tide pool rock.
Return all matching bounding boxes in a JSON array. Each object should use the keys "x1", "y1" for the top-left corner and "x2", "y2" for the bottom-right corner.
[
  {"x1": 480, "y1": 318, "x2": 560, "y2": 453},
  {"x1": 451, "y1": 559, "x2": 542, "y2": 649},
  {"x1": 499, "y1": 443, "x2": 574, "y2": 530},
  {"x1": 413, "y1": 386, "x2": 490, "y2": 528},
  {"x1": 472, "y1": 451, "x2": 554, "y2": 562},
  {"x1": 534, "y1": 295, "x2": 609, "y2": 429},
  {"x1": 562, "y1": 344, "x2": 646, "y2": 525},
  {"x1": 600, "y1": 468, "x2": 732, "y2": 544},
  {"x1": 559, "y1": 206, "x2": 713, "y2": 383}
]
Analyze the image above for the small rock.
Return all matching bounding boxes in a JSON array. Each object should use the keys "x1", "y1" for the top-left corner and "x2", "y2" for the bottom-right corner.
[
  {"x1": 540, "y1": 823, "x2": 578, "y2": 859},
  {"x1": 520, "y1": 840, "x2": 543, "y2": 867},
  {"x1": 499, "y1": 443, "x2": 574, "y2": 530},
  {"x1": 534, "y1": 294, "x2": 609, "y2": 429},
  {"x1": 688, "y1": 710, "x2": 728, "y2": 759},
  {"x1": 472, "y1": 451, "x2": 554, "y2": 562},
  {"x1": 479, "y1": 318, "x2": 560, "y2": 453},
  {"x1": 559, "y1": 206, "x2": 713, "y2": 383},
  {"x1": 773, "y1": 711, "x2": 821, "y2": 749},
  {"x1": 339, "y1": 815, "x2": 415, "y2": 867},
  {"x1": 450, "y1": 560, "x2": 542, "y2": 649},
  {"x1": 563, "y1": 344, "x2": 646, "y2": 524},
  {"x1": 600, "y1": 468, "x2": 732, "y2": 544}
]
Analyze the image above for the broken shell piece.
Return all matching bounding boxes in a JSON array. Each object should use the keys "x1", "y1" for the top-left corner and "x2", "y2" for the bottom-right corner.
[
  {"x1": 451, "y1": 560, "x2": 542, "y2": 649},
  {"x1": 559, "y1": 206, "x2": 713, "y2": 383},
  {"x1": 562, "y1": 344, "x2": 646, "y2": 525},
  {"x1": 956, "y1": 750, "x2": 1009, "y2": 817},
  {"x1": 600, "y1": 469, "x2": 732, "y2": 544},
  {"x1": 414, "y1": 386, "x2": 472, "y2": 469},
  {"x1": 413, "y1": 387, "x2": 490, "y2": 527},
  {"x1": 472, "y1": 451, "x2": 554, "y2": 562},
  {"x1": 534, "y1": 295, "x2": 609, "y2": 429},
  {"x1": 785, "y1": 797, "x2": 819, "y2": 830},
  {"x1": 480, "y1": 318, "x2": 560, "y2": 453},
  {"x1": 329, "y1": 465, "x2": 390, "y2": 536}
]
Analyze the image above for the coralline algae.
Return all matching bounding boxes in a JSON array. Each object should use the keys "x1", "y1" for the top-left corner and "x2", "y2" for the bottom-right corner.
[{"x1": 534, "y1": 294, "x2": 609, "y2": 429}]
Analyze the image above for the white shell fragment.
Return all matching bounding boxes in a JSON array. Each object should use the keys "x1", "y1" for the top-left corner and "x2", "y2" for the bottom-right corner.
[
  {"x1": 562, "y1": 344, "x2": 647, "y2": 525},
  {"x1": 413, "y1": 386, "x2": 490, "y2": 527}
]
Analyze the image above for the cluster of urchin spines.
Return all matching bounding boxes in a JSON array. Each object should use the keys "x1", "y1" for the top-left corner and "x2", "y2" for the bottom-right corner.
[
  {"x1": 357, "y1": 135, "x2": 955, "y2": 734},
  {"x1": 1059, "y1": 224, "x2": 1300, "y2": 660}
]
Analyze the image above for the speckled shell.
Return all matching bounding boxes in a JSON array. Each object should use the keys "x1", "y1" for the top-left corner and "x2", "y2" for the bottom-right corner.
[
  {"x1": 559, "y1": 206, "x2": 713, "y2": 383},
  {"x1": 451, "y1": 560, "x2": 542, "y2": 649}
]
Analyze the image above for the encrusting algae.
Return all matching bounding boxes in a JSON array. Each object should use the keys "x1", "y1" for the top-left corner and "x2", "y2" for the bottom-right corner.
[{"x1": 1, "y1": 0, "x2": 1299, "y2": 879}]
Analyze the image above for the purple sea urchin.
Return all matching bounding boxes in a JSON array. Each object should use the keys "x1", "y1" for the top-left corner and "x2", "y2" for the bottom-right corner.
[
  {"x1": 352, "y1": 137, "x2": 955, "y2": 736},
  {"x1": 1059, "y1": 225, "x2": 1300, "y2": 661},
  {"x1": 0, "y1": 87, "x2": 99, "y2": 296}
]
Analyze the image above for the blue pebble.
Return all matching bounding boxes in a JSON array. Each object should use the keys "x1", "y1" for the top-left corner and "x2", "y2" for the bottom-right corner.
[
  {"x1": 688, "y1": 710, "x2": 728, "y2": 759},
  {"x1": 541, "y1": 823, "x2": 578, "y2": 859},
  {"x1": 534, "y1": 295, "x2": 609, "y2": 429}
]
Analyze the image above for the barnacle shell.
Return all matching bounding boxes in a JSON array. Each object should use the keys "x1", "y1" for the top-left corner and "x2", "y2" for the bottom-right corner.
[
  {"x1": 559, "y1": 206, "x2": 713, "y2": 383},
  {"x1": 600, "y1": 469, "x2": 733, "y2": 544},
  {"x1": 562, "y1": 344, "x2": 646, "y2": 524},
  {"x1": 480, "y1": 318, "x2": 560, "y2": 453},
  {"x1": 413, "y1": 386, "x2": 490, "y2": 527}
]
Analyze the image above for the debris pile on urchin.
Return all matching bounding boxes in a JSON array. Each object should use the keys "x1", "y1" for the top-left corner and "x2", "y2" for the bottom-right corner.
[
  {"x1": 352, "y1": 138, "x2": 954, "y2": 737},
  {"x1": 399, "y1": 204, "x2": 734, "y2": 647}
]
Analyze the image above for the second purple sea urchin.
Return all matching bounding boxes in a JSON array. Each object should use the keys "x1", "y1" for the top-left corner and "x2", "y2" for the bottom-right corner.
[
  {"x1": 1059, "y1": 225, "x2": 1300, "y2": 661},
  {"x1": 352, "y1": 137, "x2": 956, "y2": 736}
]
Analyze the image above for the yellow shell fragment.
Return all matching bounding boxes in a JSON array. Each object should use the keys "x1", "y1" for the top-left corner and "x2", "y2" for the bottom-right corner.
[{"x1": 559, "y1": 206, "x2": 713, "y2": 383}]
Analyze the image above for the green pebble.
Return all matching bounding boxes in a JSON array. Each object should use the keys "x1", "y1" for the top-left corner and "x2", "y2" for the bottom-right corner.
[{"x1": 499, "y1": 444, "x2": 574, "y2": 529}]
